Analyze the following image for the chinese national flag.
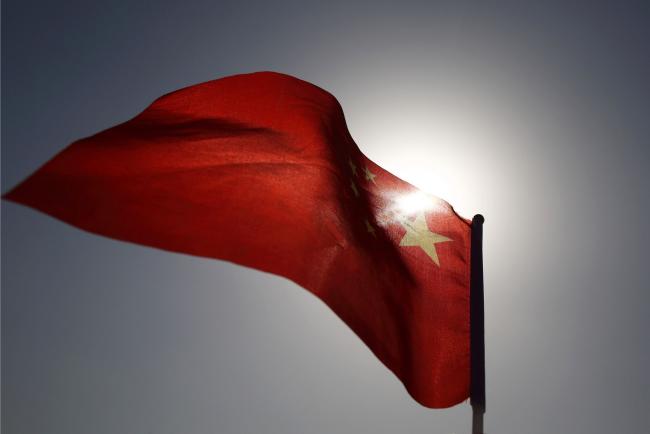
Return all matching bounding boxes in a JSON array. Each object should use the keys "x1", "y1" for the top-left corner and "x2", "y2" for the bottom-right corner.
[{"x1": 4, "y1": 72, "x2": 472, "y2": 408}]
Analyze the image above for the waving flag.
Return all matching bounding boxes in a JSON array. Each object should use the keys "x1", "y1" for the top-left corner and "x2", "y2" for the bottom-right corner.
[{"x1": 4, "y1": 72, "x2": 476, "y2": 408}]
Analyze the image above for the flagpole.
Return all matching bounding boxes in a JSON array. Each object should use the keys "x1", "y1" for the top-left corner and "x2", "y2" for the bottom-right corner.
[{"x1": 470, "y1": 214, "x2": 485, "y2": 434}]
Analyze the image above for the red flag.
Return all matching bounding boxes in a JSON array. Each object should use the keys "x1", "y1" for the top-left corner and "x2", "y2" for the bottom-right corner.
[{"x1": 4, "y1": 72, "x2": 472, "y2": 408}]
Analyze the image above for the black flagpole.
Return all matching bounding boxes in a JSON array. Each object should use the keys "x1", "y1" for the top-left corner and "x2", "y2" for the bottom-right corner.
[{"x1": 470, "y1": 214, "x2": 485, "y2": 434}]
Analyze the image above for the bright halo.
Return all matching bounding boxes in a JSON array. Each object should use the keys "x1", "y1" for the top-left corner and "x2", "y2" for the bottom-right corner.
[{"x1": 395, "y1": 191, "x2": 435, "y2": 215}]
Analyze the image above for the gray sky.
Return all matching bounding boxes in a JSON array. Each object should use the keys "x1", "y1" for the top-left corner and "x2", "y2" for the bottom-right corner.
[{"x1": 2, "y1": 1, "x2": 649, "y2": 433}]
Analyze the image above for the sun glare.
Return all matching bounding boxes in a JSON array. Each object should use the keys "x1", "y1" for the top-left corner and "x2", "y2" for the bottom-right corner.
[{"x1": 395, "y1": 191, "x2": 437, "y2": 215}]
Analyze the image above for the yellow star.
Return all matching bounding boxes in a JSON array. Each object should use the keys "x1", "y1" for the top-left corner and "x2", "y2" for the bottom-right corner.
[
  {"x1": 350, "y1": 180, "x2": 359, "y2": 197},
  {"x1": 364, "y1": 219, "x2": 376, "y2": 237},
  {"x1": 348, "y1": 158, "x2": 358, "y2": 176},
  {"x1": 363, "y1": 166, "x2": 377, "y2": 184},
  {"x1": 398, "y1": 212, "x2": 452, "y2": 266}
]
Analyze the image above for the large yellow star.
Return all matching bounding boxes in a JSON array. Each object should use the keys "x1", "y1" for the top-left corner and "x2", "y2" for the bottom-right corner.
[{"x1": 399, "y1": 212, "x2": 452, "y2": 266}]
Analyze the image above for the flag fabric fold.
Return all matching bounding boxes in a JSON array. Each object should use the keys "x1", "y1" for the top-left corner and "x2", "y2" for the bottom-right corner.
[{"x1": 4, "y1": 71, "x2": 472, "y2": 408}]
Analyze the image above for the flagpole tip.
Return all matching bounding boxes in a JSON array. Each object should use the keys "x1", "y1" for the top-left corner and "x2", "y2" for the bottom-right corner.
[{"x1": 472, "y1": 214, "x2": 485, "y2": 224}]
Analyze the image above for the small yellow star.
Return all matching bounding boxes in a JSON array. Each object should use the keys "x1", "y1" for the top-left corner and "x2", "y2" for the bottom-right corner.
[
  {"x1": 348, "y1": 158, "x2": 358, "y2": 176},
  {"x1": 364, "y1": 219, "x2": 376, "y2": 237},
  {"x1": 350, "y1": 180, "x2": 359, "y2": 197},
  {"x1": 399, "y1": 212, "x2": 452, "y2": 266},
  {"x1": 363, "y1": 166, "x2": 377, "y2": 184}
]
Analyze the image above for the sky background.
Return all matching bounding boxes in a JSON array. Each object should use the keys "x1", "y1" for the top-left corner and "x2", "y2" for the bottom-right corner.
[{"x1": 2, "y1": 1, "x2": 649, "y2": 433}]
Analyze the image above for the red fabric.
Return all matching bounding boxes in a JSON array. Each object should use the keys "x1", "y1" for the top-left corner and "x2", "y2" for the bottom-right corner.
[{"x1": 5, "y1": 71, "x2": 471, "y2": 408}]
